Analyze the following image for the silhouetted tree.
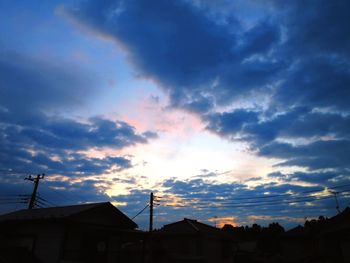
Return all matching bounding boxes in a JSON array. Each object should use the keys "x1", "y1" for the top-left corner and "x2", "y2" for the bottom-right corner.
[{"x1": 267, "y1": 222, "x2": 285, "y2": 233}]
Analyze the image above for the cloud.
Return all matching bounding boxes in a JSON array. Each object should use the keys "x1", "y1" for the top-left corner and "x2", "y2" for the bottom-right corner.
[
  {"x1": 0, "y1": 175, "x2": 114, "y2": 214},
  {"x1": 205, "y1": 105, "x2": 350, "y2": 174},
  {"x1": 66, "y1": 0, "x2": 283, "y2": 113},
  {"x1": 268, "y1": 170, "x2": 350, "y2": 187},
  {"x1": 0, "y1": 113, "x2": 154, "y2": 176},
  {"x1": 205, "y1": 110, "x2": 259, "y2": 138},
  {"x1": 18, "y1": 0, "x2": 350, "y2": 229},
  {"x1": 207, "y1": 107, "x2": 350, "y2": 144},
  {"x1": 207, "y1": 105, "x2": 350, "y2": 174},
  {"x1": 273, "y1": 57, "x2": 350, "y2": 111},
  {"x1": 291, "y1": 171, "x2": 343, "y2": 185},
  {"x1": 260, "y1": 140, "x2": 350, "y2": 171},
  {"x1": 0, "y1": 51, "x2": 97, "y2": 117},
  {"x1": 276, "y1": 0, "x2": 350, "y2": 57},
  {"x1": 67, "y1": 0, "x2": 350, "y2": 175},
  {"x1": 156, "y1": 177, "x2": 344, "y2": 228},
  {"x1": 0, "y1": 51, "x2": 157, "y2": 185}
]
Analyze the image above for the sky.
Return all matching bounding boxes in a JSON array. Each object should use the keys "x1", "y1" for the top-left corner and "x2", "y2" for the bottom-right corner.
[{"x1": 0, "y1": 0, "x2": 350, "y2": 230}]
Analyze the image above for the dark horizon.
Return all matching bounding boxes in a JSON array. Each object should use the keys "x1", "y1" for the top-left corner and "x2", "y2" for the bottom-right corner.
[
  {"x1": 1, "y1": 202, "x2": 349, "y2": 263},
  {"x1": 1, "y1": 0, "x2": 350, "y2": 231}
]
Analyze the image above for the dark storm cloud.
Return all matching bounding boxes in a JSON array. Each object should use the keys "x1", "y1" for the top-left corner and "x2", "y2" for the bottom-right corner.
[
  {"x1": 68, "y1": 0, "x2": 350, "y2": 159},
  {"x1": 206, "y1": 106, "x2": 350, "y2": 172},
  {"x1": 275, "y1": 0, "x2": 350, "y2": 57},
  {"x1": 109, "y1": 176, "x2": 350, "y2": 229},
  {"x1": 0, "y1": 111, "x2": 151, "y2": 177},
  {"x1": 207, "y1": 107, "x2": 350, "y2": 144},
  {"x1": 260, "y1": 140, "x2": 350, "y2": 170},
  {"x1": 0, "y1": 52, "x2": 157, "y2": 178},
  {"x1": 0, "y1": 52, "x2": 96, "y2": 117},
  {"x1": 273, "y1": 57, "x2": 350, "y2": 111},
  {"x1": 238, "y1": 19, "x2": 280, "y2": 57},
  {"x1": 0, "y1": 115, "x2": 150, "y2": 176},
  {"x1": 162, "y1": 178, "x2": 246, "y2": 200},
  {"x1": 156, "y1": 178, "x2": 346, "y2": 228},
  {"x1": 206, "y1": 110, "x2": 259, "y2": 137},
  {"x1": 160, "y1": 178, "x2": 330, "y2": 203},
  {"x1": 291, "y1": 171, "x2": 345, "y2": 185},
  {"x1": 268, "y1": 170, "x2": 350, "y2": 188},
  {"x1": 67, "y1": 0, "x2": 282, "y2": 112},
  {"x1": 58, "y1": 0, "x2": 350, "y2": 227}
]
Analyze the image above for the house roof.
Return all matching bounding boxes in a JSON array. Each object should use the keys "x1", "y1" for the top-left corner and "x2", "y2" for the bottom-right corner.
[
  {"x1": 161, "y1": 218, "x2": 226, "y2": 237},
  {"x1": 320, "y1": 206, "x2": 350, "y2": 234},
  {"x1": 284, "y1": 225, "x2": 307, "y2": 238},
  {"x1": 0, "y1": 202, "x2": 137, "y2": 229},
  {"x1": 284, "y1": 207, "x2": 350, "y2": 238}
]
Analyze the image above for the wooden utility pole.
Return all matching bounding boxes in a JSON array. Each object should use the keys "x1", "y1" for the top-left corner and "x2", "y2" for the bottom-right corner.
[
  {"x1": 333, "y1": 191, "x2": 341, "y2": 214},
  {"x1": 25, "y1": 174, "x2": 45, "y2": 209},
  {"x1": 149, "y1": 192, "x2": 154, "y2": 232}
]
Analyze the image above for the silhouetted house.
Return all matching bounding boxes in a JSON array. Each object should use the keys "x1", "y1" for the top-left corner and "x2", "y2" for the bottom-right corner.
[
  {"x1": 317, "y1": 207, "x2": 350, "y2": 263},
  {"x1": 221, "y1": 224, "x2": 257, "y2": 254},
  {"x1": 280, "y1": 225, "x2": 313, "y2": 262},
  {"x1": 0, "y1": 202, "x2": 144, "y2": 263},
  {"x1": 150, "y1": 218, "x2": 234, "y2": 263},
  {"x1": 222, "y1": 223, "x2": 286, "y2": 263},
  {"x1": 280, "y1": 207, "x2": 350, "y2": 263}
]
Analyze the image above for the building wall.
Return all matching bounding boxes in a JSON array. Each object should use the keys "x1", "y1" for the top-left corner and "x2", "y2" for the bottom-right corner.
[
  {"x1": 2, "y1": 222, "x2": 65, "y2": 263},
  {"x1": 60, "y1": 224, "x2": 145, "y2": 263},
  {"x1": 154, "y1": 234, "x2": 233, "y2": 263}
]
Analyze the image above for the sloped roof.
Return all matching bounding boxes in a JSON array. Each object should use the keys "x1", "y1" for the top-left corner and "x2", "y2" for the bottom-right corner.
[
  {"x1": 162, "y1": 218, "x2": 226, "y2": 236},
  {"x1": 320, "y1": 206, "x2": 350, "y2": 234},
  {"x1": 0, "y1": 202, "x2": 137, "y2": 229},
  {"x1": 328, "y1": 206, "x2": 350, "y2": 224},
  {"x1": 284, "y1": 225, "x2": 307, "y2": 237},
  {"x1": 283, "y1": 207, "x2": 350, "y2": 238}
]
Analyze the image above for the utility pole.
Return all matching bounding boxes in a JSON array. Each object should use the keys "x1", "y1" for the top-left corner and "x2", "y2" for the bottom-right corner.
[
  {"x1": 149, "y1": 192, "x2": 154, "y2": 232},
  {"x1": 332, "y1": 191, "x2": 341, "y2": 214},
  {"x1": 25, "y1": 174, "x2": 45, "y2": 209}
]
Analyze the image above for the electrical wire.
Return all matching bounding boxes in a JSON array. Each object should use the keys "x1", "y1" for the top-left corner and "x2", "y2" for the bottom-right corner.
[
  {"x1": 36, "y1": 196, "x2": 58, "y2": 207},
  {"x1": 164, "y1": 189, "x2": 350, "y2": 207},
  {"x1": 163, "y1": 191, "x2": 350, "y2": 209},
  {"x1": 156, "y1": 183, "x2": 350, "y2": 204},
  {"x1": 131, "y1": 204, "x2": 149, "y2": 220}
]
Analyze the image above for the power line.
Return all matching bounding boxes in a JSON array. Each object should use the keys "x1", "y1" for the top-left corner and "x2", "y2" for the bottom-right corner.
[
  {"x1": 25, "y1": 174, "x2": 45, "y2": 209},
  {"x1": 131, "y1": 204, "x2": 149, "y2": 220},
  {"x1": 162, "y1": 189, "x2": 350, "y2": 208},
  {"x1": 163, "y1": 191, "x2": 350, "y2": 209},
  {"x1": 169, "y1": 189, "x2": 350, "y2": 207},
  {"x1": 0, "y1": 193, "x2": 58, "y2": 209},
  {"x1": 36, "y1": 195, "x2": 58, "y2": 207},
  {"x1": 0, "y1": 195, "x2": 30, "y2": 203},
  {"x1": 46, "y1": 186, "x2": 78, "y2": 204},
  {"x1": 157, "y1": 183, "x2": 350, "y2": 204},
  {"x1": 34, "y1": 198, "x2": 48, "y2": 208},
  {"x1": 0, "y1": 202, "x2": 27, "y2": 205}
]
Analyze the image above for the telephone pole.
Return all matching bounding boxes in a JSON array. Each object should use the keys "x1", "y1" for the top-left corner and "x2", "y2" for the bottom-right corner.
[
  {"x1": 25, "y1": 174, "x2": 45, "y2": 209},
  {"x1": 332, "y1": 191, "x2": 341, "y2": 214},
  {"x1": 149, "y1": 192, "x2": 154, "y2": 232}
]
